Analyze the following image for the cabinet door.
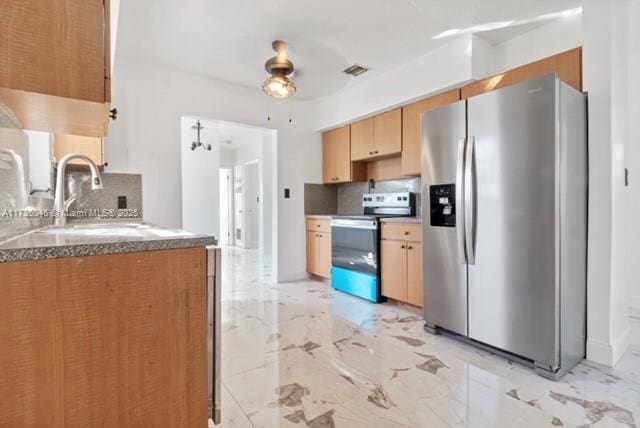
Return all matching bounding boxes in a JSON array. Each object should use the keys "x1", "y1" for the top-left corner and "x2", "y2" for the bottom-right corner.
[
  {"x1": 350, "y1": 117, "x2": 374, "y2": 160},
  {"x1": 306, "y1": 231, "x2": 319, "y2": 275},
  {"x1": 401, "y1": 90, "x2": 460, "y2": 175},
  {"x1": 54, "y1": 134, "x2": 104, "y2": 167},
  {"x1": 381, "y1": 240, "x2": 407, "y2": 301},
  {"x1": 374, "y1": 109, "x2": 402, "y2": 157},
  {"x1": 406, "y1": 242, "x2": 423, "y2": 307},
  {"x1": 317, "y1": 233, "x2": 332, "y2": 279},
  {"x1": 461, "y1": 47, "x2": 582, "y2": 98},
  {"x1": 333, "y1": 125, "x2": 352, "y2": 183},
  {"x1": 322, "y1": 130, "x2": 335, "y2": 183},
  {"x1": 0, "y1": 0, "x2": 107, "y2": 103}
]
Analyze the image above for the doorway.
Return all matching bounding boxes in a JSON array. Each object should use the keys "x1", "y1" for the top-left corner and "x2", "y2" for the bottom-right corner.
[{"x1": 180, "y1": 116, "x2": 277, "y2": 276}]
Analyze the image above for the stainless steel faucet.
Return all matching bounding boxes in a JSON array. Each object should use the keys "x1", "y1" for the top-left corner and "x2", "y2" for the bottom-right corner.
[{"x1": 53, "y1": 154, "x2": 103, "y2": 227}]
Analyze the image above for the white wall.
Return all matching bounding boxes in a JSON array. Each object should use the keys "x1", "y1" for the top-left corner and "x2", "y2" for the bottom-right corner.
[
  {"x1": 106, "y1": 57, "x2": 321, "y2": 282},
  {"x1": 180, "y1": 117, "x2": 220, "y2": 237},
  {"x1": 491, "y1": 13, "x2": 582, "y2": 73},
  {"x1": 582, "y1": 0, "x2": 631, "y2": 365},
  {"x1": 626, "y1": 0, "x2": 640, "y2": 344},
  {"x1": 313, "y1": 35, "x2": 480, "y2": 131},
  {"x1": 24, "y1": 130, "x2": 51, "y2": 193}
]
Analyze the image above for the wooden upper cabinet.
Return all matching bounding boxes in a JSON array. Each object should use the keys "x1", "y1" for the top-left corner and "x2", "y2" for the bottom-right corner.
[
  {"x1": 322, "y1": 125, "x2": 365, "y2": 184},
  {"x1": 54, "y1": 134, "x2": 105, "y2": 168},
  {"x1": 351, "y1": 110, "x2": 401, "y2": 161},
  {"x1": 333, "y1": 125, "x2": 352, "y2": 182},
  {"x1": 401, "y1": 90, "x2": 461, "y2": 176},
  {"x1": 373, "y1": 108, "x2": 402, "y2": 157},
  {"x1": 322, "y1": 130, "x2": 335, "y2": 184},
  {"x1": 0, "y1": 0, "x2": 111, "y2": 137},
  {"x1": 350, "y1": 117, "x2": 374, "y2": 161},
  {"x1": 461, "y1": 47, "x2": 582, "y2": 99}
]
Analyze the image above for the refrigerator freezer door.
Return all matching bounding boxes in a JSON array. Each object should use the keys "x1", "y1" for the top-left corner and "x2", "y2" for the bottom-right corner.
[
  {"x1": 422, "y1": 100, "x2": 468, "y2": 335},
  {"x1": 467, "y1": 75, "x2": 559, "y2": 369}
]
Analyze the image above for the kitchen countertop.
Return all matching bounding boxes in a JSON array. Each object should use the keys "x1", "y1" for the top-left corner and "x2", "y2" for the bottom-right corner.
[
  {"x1": 0, "y1": 222, "x2": 216, "y2": 263},
  {"x1": 305, "y1": 214, "x2": 334, "y2": 219},
  {"x1": 380, "y1": 217, "x2": 422, "y2": 224}
]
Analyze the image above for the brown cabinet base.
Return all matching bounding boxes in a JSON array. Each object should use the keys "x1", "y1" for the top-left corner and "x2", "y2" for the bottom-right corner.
[{"x1": 0, "y1": 248, "x2": 209, "y2": 427}]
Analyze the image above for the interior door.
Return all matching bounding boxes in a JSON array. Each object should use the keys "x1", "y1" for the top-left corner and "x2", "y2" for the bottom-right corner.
[
  {"x1": 467, "y1": 76, "x2": 559, "y2": 368},
  {"x1": 421, "y1": 100, "x2": 468, "y2": 335},
  {"x1": 233, "y1": 165, "x2": 244, "y2": 247}
]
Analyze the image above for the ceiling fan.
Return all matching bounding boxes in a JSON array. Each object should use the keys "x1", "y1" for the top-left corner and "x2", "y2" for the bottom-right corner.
[{"x1": 262, "y1": 40, "x2": 297, "y2": 99}]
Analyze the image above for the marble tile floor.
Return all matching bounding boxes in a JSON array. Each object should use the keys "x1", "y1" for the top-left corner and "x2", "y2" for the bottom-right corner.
[{"x1": 214, "y1": 246, "x2": 640, "y2": 428}]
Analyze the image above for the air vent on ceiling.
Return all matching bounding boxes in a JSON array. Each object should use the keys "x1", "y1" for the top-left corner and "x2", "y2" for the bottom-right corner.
[{"x1": 342, "y1": 64, "x2": 369, "y2": 77}]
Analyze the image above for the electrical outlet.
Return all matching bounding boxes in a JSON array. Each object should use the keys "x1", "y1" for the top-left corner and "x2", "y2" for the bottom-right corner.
[{"x1": 118, "y1": 196, "x2": 127, "y2": 209}]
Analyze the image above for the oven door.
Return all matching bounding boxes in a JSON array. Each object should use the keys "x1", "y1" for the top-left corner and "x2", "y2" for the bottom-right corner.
[{"x1": 331, "y1": 218, "x2": 378, "y2": 275}]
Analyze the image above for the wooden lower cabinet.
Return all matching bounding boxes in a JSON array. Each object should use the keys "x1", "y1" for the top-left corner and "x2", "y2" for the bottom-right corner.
[
  {"x1": 306, "y1": 221, "x2": 332, "y2": 279},
  {"x1": 406, "y1": 242, "x2": 423, "y2": 307},
  {"x1": 381, "y1": 222, "x2": 423, "y2": 308},
  {"x1": 0, "y1": 248, "x2": 209, "y2": 427},
  {"x1": 381, "y1": 239, "x2": 407, "y2": 301}
]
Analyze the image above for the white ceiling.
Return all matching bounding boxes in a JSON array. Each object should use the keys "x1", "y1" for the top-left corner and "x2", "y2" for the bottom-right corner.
[{"x1": 117, "y1": 0, "x2": 581, "y2": 100}]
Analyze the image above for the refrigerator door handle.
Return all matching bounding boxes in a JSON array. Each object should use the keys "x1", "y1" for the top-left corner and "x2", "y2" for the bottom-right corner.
[
  {"x1": 464, "y1": 136, "x2": 475, "y2": 265},
  {"x1": 456, "y1": 137, "x2": 467, "y2": 264}
]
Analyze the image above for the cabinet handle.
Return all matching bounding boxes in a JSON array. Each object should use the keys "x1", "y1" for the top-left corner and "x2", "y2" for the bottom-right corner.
[
  {"x1": 408, "y1": 246, "x2": 413, "y2": 250},
  {"x1": 401, "y1": 245, "x2": 406, "y2": 249},
  {"x1": 404, "y1": 231, "x2": 409, "y2": 235},
  {"x1": 374, "y1": 150, "x2": 379, "y2": 154},
  {"x1": 109, "y1": 108, "x2": 118, "y2": 120}
]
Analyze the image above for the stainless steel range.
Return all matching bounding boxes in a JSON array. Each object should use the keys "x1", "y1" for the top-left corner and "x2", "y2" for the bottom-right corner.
[{"x1": 331, "y1": 192, "x2": 415, "y2": 303}]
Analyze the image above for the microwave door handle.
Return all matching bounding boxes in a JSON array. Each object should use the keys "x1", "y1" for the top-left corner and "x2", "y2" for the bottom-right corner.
[
  {"x1": 464, "y1": 136, "x2": 475, "y2": 265},
  {"x1": 456, "y1": 137, "x2": 467, "y2": 264}
]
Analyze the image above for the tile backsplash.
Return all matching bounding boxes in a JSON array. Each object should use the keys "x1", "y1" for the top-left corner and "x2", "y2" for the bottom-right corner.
[
  {"x1": 304, "y1": 177, "x2": 421, "y2": 216},
  {"x1": 66, "y1": 172, "x2": 143, "y2": 221},
  {"x1": 304, "y1": 183, "x2": 337, "y2": 215},
  {"x1": 0, "y1": 172, "x2": 143, "y2": 242}
]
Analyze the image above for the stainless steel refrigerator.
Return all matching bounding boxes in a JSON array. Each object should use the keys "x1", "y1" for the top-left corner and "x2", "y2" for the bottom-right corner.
[{"x1": 421, "y1": 74, "x2": 587, "y2": 379}]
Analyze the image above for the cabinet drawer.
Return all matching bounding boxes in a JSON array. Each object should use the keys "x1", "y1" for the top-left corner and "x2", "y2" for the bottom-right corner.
[
  {"x1": 381, "y1": 223, "x2": 422, "y2": 242},
  {"x1": 306, "y1": 218, "x2": 331, "y2": 233}
]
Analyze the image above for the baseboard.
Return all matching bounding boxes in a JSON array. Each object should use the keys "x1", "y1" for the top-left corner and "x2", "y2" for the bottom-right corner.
[
  {"x1": 629, "y1": 297, "x2": 640, "y2": 318},
  {"x1": 277, "y1": 270, "x2": 310, "y2": 283},
  {"x1": 586, "y1": 327, "x2": 631, "y2": 367},
  {"x1": 629, "y1": 298, "x2": 640, "y2": 346}
]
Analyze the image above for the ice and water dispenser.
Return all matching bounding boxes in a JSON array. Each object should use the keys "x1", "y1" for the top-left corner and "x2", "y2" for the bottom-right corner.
[{"x1": 429, "y1": 184, "x2": 456, "y2": 227}]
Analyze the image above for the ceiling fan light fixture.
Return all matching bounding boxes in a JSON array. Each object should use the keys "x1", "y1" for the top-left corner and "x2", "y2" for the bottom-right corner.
[
  {"x1": 262, "y1": 40, "x2": 297, "y2": 99},
  {"x1": 262, "y1": 75, "x2": 296, "y2": 99}
]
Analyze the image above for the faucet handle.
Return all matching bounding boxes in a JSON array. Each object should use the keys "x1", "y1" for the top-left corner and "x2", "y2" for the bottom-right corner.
[{"x1": 64, "y1": 194, "x2": 77, "y2": 211}]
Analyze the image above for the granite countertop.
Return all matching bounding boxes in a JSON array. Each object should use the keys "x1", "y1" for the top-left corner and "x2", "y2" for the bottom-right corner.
[
  {"x1": 380, "y1": 217, "x2": 422, "y2": 224},
  {"x1": 0, "y1": 222, "x2": 216, "y2": 263}
]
